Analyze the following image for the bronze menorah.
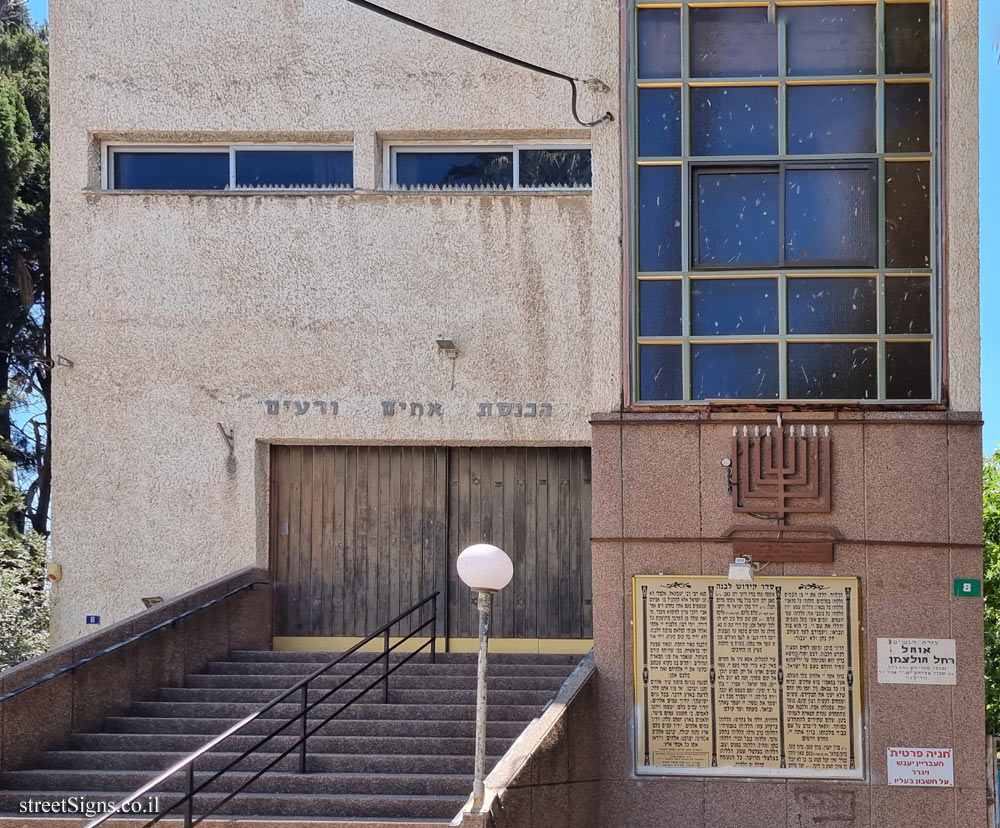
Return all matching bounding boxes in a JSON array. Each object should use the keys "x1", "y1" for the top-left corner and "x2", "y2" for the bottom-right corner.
[{"x1": 730, "y1": 420, "x2": 831, "y2": 524}]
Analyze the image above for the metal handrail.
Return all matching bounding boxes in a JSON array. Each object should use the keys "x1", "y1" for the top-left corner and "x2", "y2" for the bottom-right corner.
[
  {"x1": 83, "y1": 590, "x2": 440, "y2": 828},
  {"x1": 0, "y1": 581, "x2": 266, "y2": 704}
]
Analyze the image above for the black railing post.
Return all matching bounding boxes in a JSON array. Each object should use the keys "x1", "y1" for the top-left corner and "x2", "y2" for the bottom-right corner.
[
  {"x1": 383, "y1": 628, "x2": 390, "y2": 703},
  {"x1": 299, "y1": 685, "x2": 308, "y2": 774},
  {"x1": 184, "y1": 762, "x2": 194, "y2": 828},
  {"x1": 431, "y1": 599, "x2": 437, "y2": 664}
]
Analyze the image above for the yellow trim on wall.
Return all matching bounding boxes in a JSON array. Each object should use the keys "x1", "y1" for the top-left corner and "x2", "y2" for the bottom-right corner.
[{"x1": 272, "y1": 637, "x2": 594, "y2": 654}]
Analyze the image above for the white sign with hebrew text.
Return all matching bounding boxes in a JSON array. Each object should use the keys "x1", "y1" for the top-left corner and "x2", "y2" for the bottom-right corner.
[
  {"x1": 887, "y1": 747, "x2": 953, "y2": 787},
  {"x1": 877, "y1": 638, "x2": 956, "y2": 685}
]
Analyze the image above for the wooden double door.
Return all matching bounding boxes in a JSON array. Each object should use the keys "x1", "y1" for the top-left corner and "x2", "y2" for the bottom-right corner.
[{"x1": 269, "y1": 445, "x2": 592, "y2": 640}]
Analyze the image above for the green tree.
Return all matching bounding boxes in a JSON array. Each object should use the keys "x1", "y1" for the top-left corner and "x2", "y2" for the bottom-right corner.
[
  {"x1": 984, "y1": 448, "x2": 1000, "y2": 734},
  {"x1": 0, "y1": 9, "x2": 49, "y2": 667}
]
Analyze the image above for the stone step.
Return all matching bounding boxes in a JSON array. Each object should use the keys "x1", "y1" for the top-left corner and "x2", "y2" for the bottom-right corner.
[
  {"x1": 184, "y1": 672, "x2": 564, "y2": 691},
  {"x1": 125, "y1": 700, "x2": 545, "y2": 722},
  {"x1": 102, "y1": 716, "x2": 528, "y2": 739},
  {"x1": 67, "y1": 732, "x2": 514, "y2": 756},
  {"x1": 0, "y1": 791, "x2": 466, "y2": 820},
  {"x1": 34, "y1": 750, "x2": 501, "y2": 775},
  {"x1": 150, "y1": 686, "x2": 556, "y2": 706},
  {"x1": 201, "y1": 660, "x2": 574, "y2": 678},
  {"x1": 0, "y1": 770, "x2": 472, "y2": 797},
  {"x1": 227, "y1": 650, "x2": 581, "y2": 665}
]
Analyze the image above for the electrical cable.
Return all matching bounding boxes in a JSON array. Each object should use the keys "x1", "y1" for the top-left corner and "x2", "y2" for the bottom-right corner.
[{"x1": 340, "y1": 0, "x2": 614, "y2": 128}]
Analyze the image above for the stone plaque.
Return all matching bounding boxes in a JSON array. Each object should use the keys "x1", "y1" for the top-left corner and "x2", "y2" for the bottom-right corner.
[
  {"x1": 887, "y1": 747, "x2": 954, "y2": 787},
  {"x1": 877, "y1": 638, "x2": 956, "y2": 685},
  {"x1": 732, "y1": 540, "x2": 834, "y2": 563},
  {"x1": 633, "y1": 576, "x2": 863, "y2": 778}
]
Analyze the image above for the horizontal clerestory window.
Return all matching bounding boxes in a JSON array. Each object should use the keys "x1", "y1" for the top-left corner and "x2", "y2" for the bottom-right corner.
[
  {"x1": 106, "y1": 146, "x2": 355, "y2": 191},
  {"x1": 631, "y1": 1, "x2": 937, "y2": 404},
  {"x1": 387, "y1": 145, "x2": 592, "y2": 191}
]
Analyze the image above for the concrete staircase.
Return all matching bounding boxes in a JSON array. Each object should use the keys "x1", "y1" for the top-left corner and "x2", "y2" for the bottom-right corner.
[{"x1": 0, "y1": 649, "x2": 578, "y2": 824}]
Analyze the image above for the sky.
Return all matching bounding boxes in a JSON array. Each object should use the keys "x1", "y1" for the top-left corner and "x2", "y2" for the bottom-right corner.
[{"x1": 19, "y1": 0, "x2": 999, "y2": 452}]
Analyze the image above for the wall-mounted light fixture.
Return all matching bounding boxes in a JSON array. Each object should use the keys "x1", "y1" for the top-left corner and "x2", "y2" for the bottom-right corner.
[
  {"x1": 728, "y1": 555, "x2": 756, "y2": 582},
  {"x1": 436, "y1": 336, "x2": 459, "y2": 390},
  {"x1": 47, "y1": 563, "x2": 62, "y2": 582},
  {"x1": 141, "y1": 596, "x2": 164, "y2": 608}
]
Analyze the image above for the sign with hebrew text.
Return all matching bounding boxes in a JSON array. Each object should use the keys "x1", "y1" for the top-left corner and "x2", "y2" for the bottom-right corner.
[
  {"x1": 887, "y1": 747, "x2": 954, "y2": 786},
  {"x1": 633, "y1": 576, "x2": 863, "y2": 779},
  {"x1": 877, "y1": 638, "x2": 956, "y2": 685}
]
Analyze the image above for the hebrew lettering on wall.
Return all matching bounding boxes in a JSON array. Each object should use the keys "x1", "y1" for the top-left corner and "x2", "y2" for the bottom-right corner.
[{"x1": 633, "y1": 576, "x2": 864, "y2": 779}]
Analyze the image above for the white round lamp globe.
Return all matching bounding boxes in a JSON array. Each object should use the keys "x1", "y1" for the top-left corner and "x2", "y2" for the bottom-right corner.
[{"x1": 456, "y1": 544, "x2": 513, "y2": 592}]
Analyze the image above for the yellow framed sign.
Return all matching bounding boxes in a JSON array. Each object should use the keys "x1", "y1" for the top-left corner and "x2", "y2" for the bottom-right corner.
[{"x1": 633, "y1": 576, "x2": 863, "y2": 779}]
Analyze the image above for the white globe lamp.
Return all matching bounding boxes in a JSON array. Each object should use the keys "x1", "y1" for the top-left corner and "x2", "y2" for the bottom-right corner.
[{"x1": 456, "y1": 543, "x2": 513, "y2": 812}]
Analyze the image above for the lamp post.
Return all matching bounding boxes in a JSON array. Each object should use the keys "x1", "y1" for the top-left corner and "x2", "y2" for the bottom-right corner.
[{"x1": 456, "y1": 543, "x2": 513, "y2": 810}]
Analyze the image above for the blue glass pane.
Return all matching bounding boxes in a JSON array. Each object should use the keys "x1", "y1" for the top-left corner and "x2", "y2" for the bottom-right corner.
[
  {"x1": 640, "y1": 344, "x2": 683, "y2": 401},
  {"x1": 886, "y1": 341, "x2": 932, "y2": 399},
  {"x1": 637, "y1": 8, "x2": 681, "y2": 79},
  {"x1": 785, "y1": 168, "x2": 876, "y2": 266},
  {"x1": 518, "y1": 149, "x2": 591, "y2": 188},
  {"x1": 394, "y1": 152, "x2": 513, "y2": 188},
  {"x1": 787, "y1": 277, "x2": 877, "y2": 334},
  {"x1": 638, "y1": 88, "x2": 682, "y2": 158},
  {"x1": 639, "y1": 280, "x2": 682, "y2": 337},
  {"x1": 782, "y1": 5, "x2": 876, "y2": 76},
  {"x1": 885, "y1": 4, "x2": 930, "y2": 74},
  {"x1": 690, "y1": 7, "x2": 777, "y2": 79},
  {"x1": 885, "y1": 276, "x2": 931, "y2": 335},
  {"x1": 696, "y1": 171, "x2": 779, "y2": 267},
  {"x1": 788, "y1": 343, "x2": 877, "y2": 399},
  {"x1": 691, "y1": 87, "x2": 778, "y2": 156},
  {"x1": 113, "y1": 152, "x2": 229, "y2": 190},
  {"x1": 235, "y1": 150, "x2": 353, "y2": 188},
  {"x1": 885, "y1": 162, "x2": 930, "y2": 268},
  {"x1": 787, "y1": 85, "x2": 876, "y2": 155},
  {"x1": 638, "y1": 165, "x2": 682, "y2": 272},
  {"x1": 691, "y1": 344, "x2": 778, "y2": 400},
  {"x1": 691, "y1": 278, "x2": 777, "y2": 335},
  {"x1": 885, "y1": 82, "x2": 930, "y2": 153}
]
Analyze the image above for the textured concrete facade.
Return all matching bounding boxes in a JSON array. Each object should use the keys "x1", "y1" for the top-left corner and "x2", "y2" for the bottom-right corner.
[{"x1": 48, "y1": 0, "x2": 621, "y2": 643}]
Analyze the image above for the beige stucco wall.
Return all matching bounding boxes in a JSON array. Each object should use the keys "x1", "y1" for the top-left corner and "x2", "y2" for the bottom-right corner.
[{"x1": 47, "y1": 0, "x2": 622, "y2": 643}]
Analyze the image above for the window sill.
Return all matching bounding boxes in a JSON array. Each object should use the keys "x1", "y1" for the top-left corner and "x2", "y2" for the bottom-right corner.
[{"x1": 88, "y1": 188, "x2": 593, "y2": 197}]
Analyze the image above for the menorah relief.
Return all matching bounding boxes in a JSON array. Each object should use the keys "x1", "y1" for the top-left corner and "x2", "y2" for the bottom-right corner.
[{"x1": 724, "y1": 417, "x2": 840, "y2": 552}]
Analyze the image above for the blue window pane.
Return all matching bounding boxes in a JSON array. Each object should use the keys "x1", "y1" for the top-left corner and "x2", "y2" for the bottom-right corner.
[
  {"x1": 885, "y1": 4, "x2": 930, "y2": 74},
  {"x1": 885, "y1": 161, "x2": 930, "y2": 268},
  {"x1": 691, "y1": 278, "x2": 777, "y2": 335},
  {"x1": 695, "y1": 171, "x2": 779, "y2": 267},
  {"x1": 639, "y1": 344, "x2": 683, "y2": 401},
  {"x1": 394, "y1": 151, "x2": 513, "y2": 188},
  {"x1": 885, "y1": 276, "x2": 931, "y2": 335},
  {"x1": 691, "y1": 87, "x2": 778, "y2": 156},
  {"x1": 639, "y1": 280, "x2": 682, "y2": 337},
  {"x1": 638, "y1": 165, "x2": 682, "y2": 272},
  {"x1": 782, "y1": 5, "x2": 876, "y2": 76},
  {"x1": 787, "y1": 85, "x2": 876, "y2": 155},
  {"x1": 788, "y1": 343, "x2": 877, "y2": 399},
  {"x1": 638, "y1": 88, "x2": 682, "y2": 158},
  {"x1": 690, "y1": 8, "x2": 777, "y2": 79},
  {"x1": 784, "y1": 168, "x2": 876, "y2": 266},
  {"x1": 787, "y1": 277, "x2": 877, "y2": 334},
  {"x1": 113, "y1": 152, "x2": 229, "y2": 190},
  {"x1": 692, "y1": 344, "x2": 778, "y2": 400},
  {"x1": 235, "y1": 150, "x2": 353, "y2": 189},
  {"x1": 637, "y1": 8, "x2": 681, "y2": 79},
  {"x1": 518, "y1": 149, "x2": 591, "y2": 188},
  {"x1": 886, "y1": 341, "x2": 932, "y2": 399},
  {"x1": 885, "y1": 82, "x2": 930, "y2": 153}
]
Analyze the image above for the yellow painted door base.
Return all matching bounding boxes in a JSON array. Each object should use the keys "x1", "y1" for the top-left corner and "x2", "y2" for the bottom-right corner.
[{"x1": 271, "y1": 636, "x2": 594, "y2": 654}]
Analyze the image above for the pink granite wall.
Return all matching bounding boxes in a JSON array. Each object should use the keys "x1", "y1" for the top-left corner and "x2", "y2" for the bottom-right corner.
[{"x1": 590, "y1": 412, "x2": 985, "y2": 828}]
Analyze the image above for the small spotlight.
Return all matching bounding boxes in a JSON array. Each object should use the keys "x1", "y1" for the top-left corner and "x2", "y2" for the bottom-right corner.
[
  {"x1": 141, "y1": 596, "x2": 164, "y2": 608},
  {"x1": 728, "y1": 556, "x2": 755, "y2": 582},
  {"x1": 435, "y1": 336, "x2": 458, "y2": 354},
  {"x1": 720, "y1": 457, "x2": 731, "y2": 468}
]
